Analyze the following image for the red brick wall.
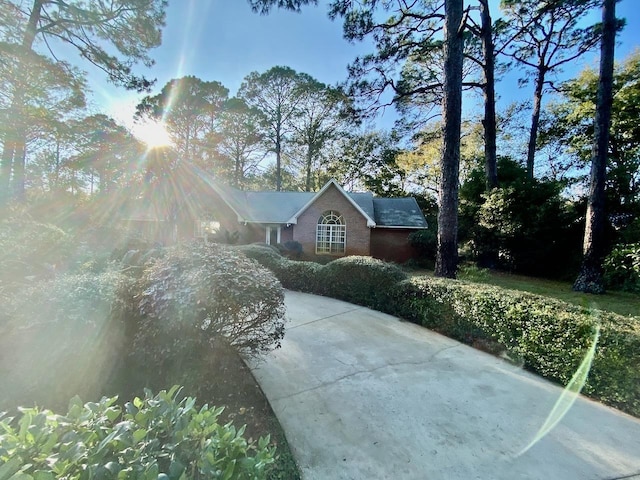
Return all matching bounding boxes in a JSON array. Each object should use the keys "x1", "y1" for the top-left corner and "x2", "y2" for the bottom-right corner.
[
  {"x1": 371, "y1": 229, "x2": 420, "y2": 263},
  {"x1": 294, "y1": 184, "x2": 371, "y2": 258},
  {"x1": 280, "y1": 225, "x2": 294, "y2": 243}
]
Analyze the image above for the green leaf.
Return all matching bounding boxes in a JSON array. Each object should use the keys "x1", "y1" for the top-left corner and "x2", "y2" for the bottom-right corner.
[
  {"x1": 8, "y1": 473, "x2": 33, "y2": 480},
  {"x1": 132, "y1": 429, "x2": 147, "y2": 443},
  {"x1": 0, "y1": 458, "x2": 22, "y2": 480},
  {"x1": 32, "y1": 472, "x2": 54, "y2": 480},
  {"x1": 221, "y1": 460, "x2": 236, "y2": 480}
]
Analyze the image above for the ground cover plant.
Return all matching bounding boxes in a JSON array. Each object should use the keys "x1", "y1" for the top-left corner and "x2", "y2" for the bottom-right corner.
[
  {"x1": 0, "y1": 386, "x2": 275, "y2": 480},
  {"x1": 240, "y1": 245, "x2": 640, "y2": 417}
]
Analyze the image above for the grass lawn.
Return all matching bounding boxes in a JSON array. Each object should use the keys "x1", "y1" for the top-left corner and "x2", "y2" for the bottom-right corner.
[{"x1": 407, "y1": 267, "x2": 640, "y2": 318}]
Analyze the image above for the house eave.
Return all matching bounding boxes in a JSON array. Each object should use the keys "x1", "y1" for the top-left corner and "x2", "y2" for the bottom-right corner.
[{"x1": 373, "y1": 225, "x2": 428, "y2": 230}]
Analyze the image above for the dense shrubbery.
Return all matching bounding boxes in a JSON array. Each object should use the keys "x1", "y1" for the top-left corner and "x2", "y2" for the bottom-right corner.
[
  {"x1": 0, "y1": 387, "x2": 275, "y2": 480},
  {"x1": 0, "y1": 267, "x2": 131, "y2": 410},
  {"x1": 0, "y1": 218, "x2": 75, "y2": 290},
  {"x1": 276, "y1": 240, "x2": 303, "y2": 259},
  {"x1": 130, "y1": 242, "x2": 285, "y2": 389},
  {"x1": 604, "y1": 243, "x2": 640, "y2": 292},
  {"x1": 0, "y1": 221, "x2": 293, "y2": 476},
  {"x1": 407, "y1": 229, "x2": 437, "y2": 267},
  {"x1": 244, "y1": 246, "x2": 640, "y2": 417},
  {"x1": 459, "y1": 158, "x2": 583, "y2": 277}
]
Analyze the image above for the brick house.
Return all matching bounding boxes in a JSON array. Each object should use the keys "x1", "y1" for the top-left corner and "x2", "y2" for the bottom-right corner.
[{"x1": 175, "y1": 177, "x2": 428, "y2": 263}]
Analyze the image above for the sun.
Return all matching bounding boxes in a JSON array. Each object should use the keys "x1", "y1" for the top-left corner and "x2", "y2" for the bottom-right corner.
[{"x1": 133, "y1": 120, "x2": 173, "y2": 148}]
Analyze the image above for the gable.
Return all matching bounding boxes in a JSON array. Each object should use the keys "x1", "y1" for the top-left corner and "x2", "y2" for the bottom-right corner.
[{"x1": 288, "y1": 180, "x2": 376, "y2": 227}]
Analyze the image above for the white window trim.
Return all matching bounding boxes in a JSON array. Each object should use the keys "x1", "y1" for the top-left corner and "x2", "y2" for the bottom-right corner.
[{"x1": 316, "y1": 211, "x2": 346, "y2": 255}]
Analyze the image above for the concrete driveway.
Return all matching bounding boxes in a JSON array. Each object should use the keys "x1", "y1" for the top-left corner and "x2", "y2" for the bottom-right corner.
[{"x1": 247, "y1": 290, "x2": 640, "y2": 480}]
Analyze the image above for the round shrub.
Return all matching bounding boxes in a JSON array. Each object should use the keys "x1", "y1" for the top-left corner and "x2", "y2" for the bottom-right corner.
[
  {"x1": 319, "y1": 256, "x2": 407, "y2": 311},
  {"x1": 234, "y1": 244, "x2": 286, "y2": 273},
  {"x1": 0, "y1": 387, "x2": 275, "y2": 480},
  {"x1": 133, "y1": 243, "x2": 285, "y2": 378}
]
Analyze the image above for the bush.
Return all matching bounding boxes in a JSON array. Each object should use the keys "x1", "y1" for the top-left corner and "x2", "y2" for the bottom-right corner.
[
  {"x1": 276, "y1": 241, "x2": 303, "y2": 259},
  {"x1": 0, "y1": 218, "x2": 75, "y2": 290},
  {"x1": 277, "y1": 260, "x2": 323, "y2": 292},
  {"x1": 408, "y1": 229, "x2": 436, "y2": 261},
  {"x1": 0, "y1": 386, "x2": 275, "y2": 480},
  {"x1": 319, "y1": 256, "x2": 407, "y2": 311},
  {"x1": 459, "y1": 157, "x2": 583, "y2": 277},
  {"x1": 132, "y1": 243, "x2": 285, "y2": 385},
  {"x1": 389, "y1": 276, "x2": 640, "y2": 416},
  {"x1": 604, "y1": 243, "x2": 640, "y2": 292},
  {"x1": 0, "y1": 267, "x2": 132, "y2": 410},
  {"x1": 235, "y1": 244, "x2": 286, "y2": 272}
]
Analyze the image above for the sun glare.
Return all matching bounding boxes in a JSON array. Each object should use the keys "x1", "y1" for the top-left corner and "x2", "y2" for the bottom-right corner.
[{"x1": 134, "y1": 120, "x2": 173, "y2": 148}]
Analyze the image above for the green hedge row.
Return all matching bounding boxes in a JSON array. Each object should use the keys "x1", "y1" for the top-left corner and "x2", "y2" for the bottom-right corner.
[
  {"x1": 235, "y1": 245, "x2": 406, "y2": 310},
  {"x1": 236, "y1": 245, "x2": 640, "y2": 417}
]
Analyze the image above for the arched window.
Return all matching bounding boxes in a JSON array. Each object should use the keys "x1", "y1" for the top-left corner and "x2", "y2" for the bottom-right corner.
[{"x1": 316, "y1": 210, "x2": 346, "y2": 254}]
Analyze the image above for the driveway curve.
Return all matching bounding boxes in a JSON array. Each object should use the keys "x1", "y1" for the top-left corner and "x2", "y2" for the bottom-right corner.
[{"x1": 247, "y1": 290, "x2": 640, "y2": 480}]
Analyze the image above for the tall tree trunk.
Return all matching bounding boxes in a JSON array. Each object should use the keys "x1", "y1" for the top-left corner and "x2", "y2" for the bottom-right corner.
[
  {"x1": 305, "y1": 146, "x2": 313, "y2": 192},
  {"x1": 275, "y1": 109, "x2": 283, "y2": 191},
  {"x1": 526, "y1": 66, "x2": 545, "y2": 179},
  {"x1": 234, "y1": 154, "x2": 241, "y2": 187},
  {"x1": 11, "y1": 143, "x2": 26, "y2": 200},
  {"x1": 0, "y1": 141, "x2": 15, "y2": 201},
  {"x1": 480, "y1": 0, "x2": 498, "y2": 190},
  {"x1": 275, "y1": 137, "x2": 282, "y2": 191},
  {"x1": 435, "y1": 0, "x2": 464, "y2": 279},
  {"x1": 1, "y1": 0, "x2": 44, "y2": 202},
  {"x1": 54, "y1": 139, "x2": 60, "y2": 188},
  {"x1": 573, "y1": 0, "x2": 616, "y2": 294}
]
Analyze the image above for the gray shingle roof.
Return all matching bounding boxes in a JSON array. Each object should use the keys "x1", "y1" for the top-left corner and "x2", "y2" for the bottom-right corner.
[
  {"x1": 209, "y1": 180, "x2": 427, "y2": 229},
  {"x1": 243, "y1": 191, "x2": 315, "y2": 223},
  {"x1": 372, "y1": 198, "x2": 428, "y2": 228}
]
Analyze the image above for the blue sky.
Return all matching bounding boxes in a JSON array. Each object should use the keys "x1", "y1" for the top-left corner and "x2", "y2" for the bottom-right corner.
[{"x1": 89, "y1": 0, "x2": 640, "y2": 133}]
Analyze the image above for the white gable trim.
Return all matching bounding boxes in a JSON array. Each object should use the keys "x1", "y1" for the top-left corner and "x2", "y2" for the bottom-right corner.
[{"x1": 286, "y1": 179, "x2": 376, "y2": 227}]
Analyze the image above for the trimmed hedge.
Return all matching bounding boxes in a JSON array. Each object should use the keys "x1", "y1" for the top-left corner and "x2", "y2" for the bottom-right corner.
[
  {"x1": 389, "y1": 277, "x2": 640, "y2": 416},
  {"x1": 234, "y1": 246, "x2": 406, "y2": 307},
  {"x1": 318, "y1": 256, "x2": 407, "y2": 310},
  {"x1": 0, "y1": 387, "x2": 275, "y2": 480},
  {"x1": 236, "y1": 246, "x2": 640, "y2": 418}
]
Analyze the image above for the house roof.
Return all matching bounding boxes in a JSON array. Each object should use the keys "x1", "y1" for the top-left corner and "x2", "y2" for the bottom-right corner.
[
  {"x1": 206, "y1": 178, "x2": 427, "y2": 230},
  {"x1": 373, "y1": 198, "x2": 429, "y2": 228}
]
